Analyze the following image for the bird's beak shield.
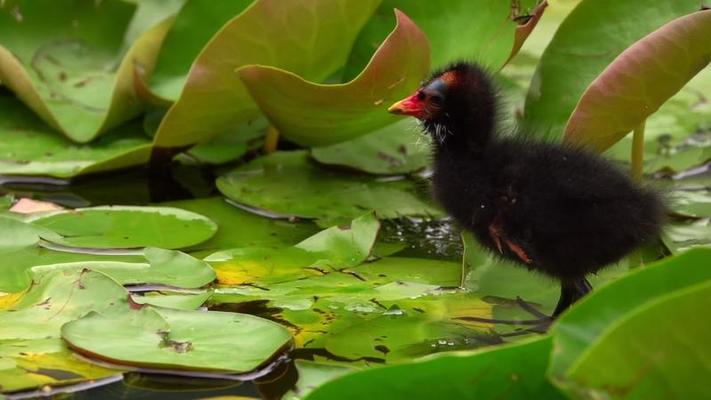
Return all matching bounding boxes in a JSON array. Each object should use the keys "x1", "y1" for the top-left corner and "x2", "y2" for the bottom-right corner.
[{"x1": 388, "y1": 93, "x2": 426, "y2": 119}]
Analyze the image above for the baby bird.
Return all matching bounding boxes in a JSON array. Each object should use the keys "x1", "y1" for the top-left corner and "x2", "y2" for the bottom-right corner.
[{"x1": 389, "y1": 62, "x2": 664, "y2": 316}]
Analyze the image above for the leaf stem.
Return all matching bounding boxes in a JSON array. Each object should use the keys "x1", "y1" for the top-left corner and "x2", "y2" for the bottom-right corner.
[
  {"x1": 630, "y1": 120, "x2": 646, "y2": 181},
  {"x1": 265, "y1": 125, "x2": 279, "y2": 153}
]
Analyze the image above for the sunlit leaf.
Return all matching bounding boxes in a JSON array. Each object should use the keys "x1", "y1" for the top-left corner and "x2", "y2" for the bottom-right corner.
[
  {"x1": 565, "y1": 10, "x2": 711, "y2": 152},
  {"x1": 152, "y1": 0, "x2": 381, "y2": 148}
]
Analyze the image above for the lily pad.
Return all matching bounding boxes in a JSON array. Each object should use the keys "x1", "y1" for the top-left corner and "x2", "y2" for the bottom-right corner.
[
  {"x1": 62, "y1": 306, "x2": 292, "y2": 373},
  {"x1": 304, "y1": 336, "x2": 566, "y2": 400},
  {"x1": 0, "y1": 96, "x2": 152, "y2": 178},
  {"x1": 564, "y1": 10, "x2": 711, "y2": 152},
  {"x1": 31, "y1": 247, "x2": 216, "y2": 289},
  {"x1": 0, "y1": 0, "x2": 171, "y2": 142},
  {"x1": 310, "y1": 119, "x2": 430, "y2": 175},
  {"x1": 238, "y1": 10, "x2": 429, "y2": 147},
  {"x1": 206, "y1": 213, "x2": 379, "y2": 286},
  {"x1": 152, "y1": 0, "x2": 381, "y2": 148},
  {"x1": 523, "y1": 0, "x2": 703, "y2": 140},
  {"x1": 565, "y1": 281, "x2": 711, "y2": 400},
  {"x1": 216, "y1": 151, "x2": 442, "y2": 223},
  {"x1": 29, "y1": 205, "x2": 217, "y2": 249}
]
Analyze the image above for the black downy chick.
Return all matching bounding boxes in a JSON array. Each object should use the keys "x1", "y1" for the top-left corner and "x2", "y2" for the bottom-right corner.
[{"x1": 388, "y1": 62, "x2": 664, "y2": 317}]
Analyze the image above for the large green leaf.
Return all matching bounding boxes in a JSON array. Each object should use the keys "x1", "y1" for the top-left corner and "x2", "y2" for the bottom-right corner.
[
  {"x1": 238, "y1": 10, "x2": 429, "y2": 147},
  {"x1": 344, "y1": 0, "x2": 544, "y2": 78},
  {"x1": 216, "y1": 151, "x2": 442, "y2": 223},
  {"x1": 310, "y1": 119, "x2": 431, "y2": 175},
  {"x1": 304, "y1": 336, "x2": 566, "y2": 400},
  {"x1": 29, "y1": 205, "x2": 217, "y2": 249},
  {"x1": 62, "y1": 306, "x2": 292, "y2": 373},
  {"x1": 564, "y1": 281, "x2": 711, "y2": 400},
  {"x1": 0, "y1": 0, "x2": 170, "y2": 142},
  {"x1": 146, "y1": 0, "x2": 254, "y2": 102},
  {"x1": 523, "y1": 0, "x2": 702, "y2": 140},
  {"x1": 152, "y1": 0, "x2": 381, "y2": 148},
  {"x1": 0, "y1": 96, "x2": 151, "y2": 178},
  {"x1": 565, "y1": 10, "x2": 711, "y2": 152},
  {"x1": 549, "y1": 248, "x2": 711, "y2": 382}
]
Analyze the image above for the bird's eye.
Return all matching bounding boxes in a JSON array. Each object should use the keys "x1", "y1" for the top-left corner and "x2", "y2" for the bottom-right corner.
[
  {"x1": 430, "y1": 94, "x2": 444, "y2": 105},
  {"x1": 416, "y1": 91, "x2": 426, "y2": 101}
]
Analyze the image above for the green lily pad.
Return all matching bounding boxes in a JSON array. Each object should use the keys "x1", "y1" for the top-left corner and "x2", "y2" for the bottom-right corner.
[
  {"x1": 238, "y1": 10, "x2": 430, "y2": 147},
  {"x1": 565, "y1": 281, "x2": 711, "y2": 400},
  {"x1": 310, "y1": 119, "x2": 430, "y2": 175},
  {"x1": 661, "y1": 221, "x2": 711, "y2": 254},
  {"x1": 216, "y1": 151, "x2": 442, "y2": 222},
  {"x1": 0, "y1": 96, "x2": 152, "y2": 178},
  {"x1": 523, "y1": 0, "x2": 703, "y2": 141},
  {"x1": 132, "y1": 291, "x2": 211, "y2": 310},
  {"x1": 152, "y1": 0, "x2": 381, "y2": 148},
  {"x1": 31, "y1": 247, "x2": 216, "y2": 289},
  {"x1": 0, "y1": 0, "x2": 170, "y2": 142},
  {"x1": 205, "y1": 213, "x2": 379, "y2": 286},
  {"x1": 549, "y1": 248, "x2": 711, "y2": 384},
  {"x1": 62, "y1": 306, "x2": 292, "y2": 373},
  {"x1": 304, "y1": 336, "x2": 566, "y2": 400},
  {"x1": 29, "y1": 206, "x2": 217, "y2": 249},
  {"x1": 565, "y1": 10, "x2": 711, "y2": 152}
]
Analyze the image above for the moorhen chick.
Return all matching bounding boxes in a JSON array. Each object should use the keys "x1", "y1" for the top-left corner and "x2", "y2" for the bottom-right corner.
[{"x1": 388, "y1": 62, "x2": 664, "y2": 317}]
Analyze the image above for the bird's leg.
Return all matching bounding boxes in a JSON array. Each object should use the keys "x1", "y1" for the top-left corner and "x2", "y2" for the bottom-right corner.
[{"x1": 552, "y1": 277, "x2": 593, "y2": 317}]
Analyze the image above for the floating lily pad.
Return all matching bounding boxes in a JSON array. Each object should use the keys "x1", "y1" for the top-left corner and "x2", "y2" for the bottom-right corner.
[
  {"x1": 132, "y1": 291, "x2": 211, "y2": 311},
  {"x1": 31, "y1": 247, "x2": 216, "y2": 289},
  {"x1": 310, "y1": 119, "x2": 430, "y2": 175},
  {"x1": 206, "y1": 213, "x2": 379, "y2": 286},
  {"x1": 0, "y1": 96, "x2": 152, "y2": 178},
  {"x1": 304, "y1": 336, "x2": 566, "y2": 400},
  {"x1": 565, "y1": 10, "x2": 711, "y2": 152},
  {"x1": 62, "y1": 306, "x2": 292, "y2": 373},
  {"x1": 523, "y1": 0, "x2": 703, "y2": 141},
  {"x1": 238, "y1": 10, "x2": 429, "y2": 147},
  {"x1": 152, "y1": 0, "x2": 381, "y2": 148},
  {"x1": 216, "y1": 151, "x2": 442, "y2": 222},
  {"x1": 0, "y1": 0, "x2": 170, "y2": 142},
  {"x1": 661, "y1": 221, "x2": 711, "y2": 254},
  {"x1": 29, "y1": 206, "x2": 217, "y2": 249}
]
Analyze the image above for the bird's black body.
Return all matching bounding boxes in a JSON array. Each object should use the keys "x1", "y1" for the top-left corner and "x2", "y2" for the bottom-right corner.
[{"x1": 390, "y1": 62, "x2": 664, "y2": 316}]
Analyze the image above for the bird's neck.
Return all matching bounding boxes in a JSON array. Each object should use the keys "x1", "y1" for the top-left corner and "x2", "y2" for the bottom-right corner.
[{"x1": 428, "y1": 108, "x2": 496, "y2": 159}]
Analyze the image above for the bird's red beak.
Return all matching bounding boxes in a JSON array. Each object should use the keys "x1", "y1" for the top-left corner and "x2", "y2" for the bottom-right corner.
[{"x1": 388, "y1": 92, "x2": 427, "y2": 119}]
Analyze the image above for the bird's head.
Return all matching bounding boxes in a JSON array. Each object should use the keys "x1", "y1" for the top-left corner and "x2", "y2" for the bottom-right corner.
[{"x1": 388, "y1": 61, "x2": 497, "y2": 147}]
